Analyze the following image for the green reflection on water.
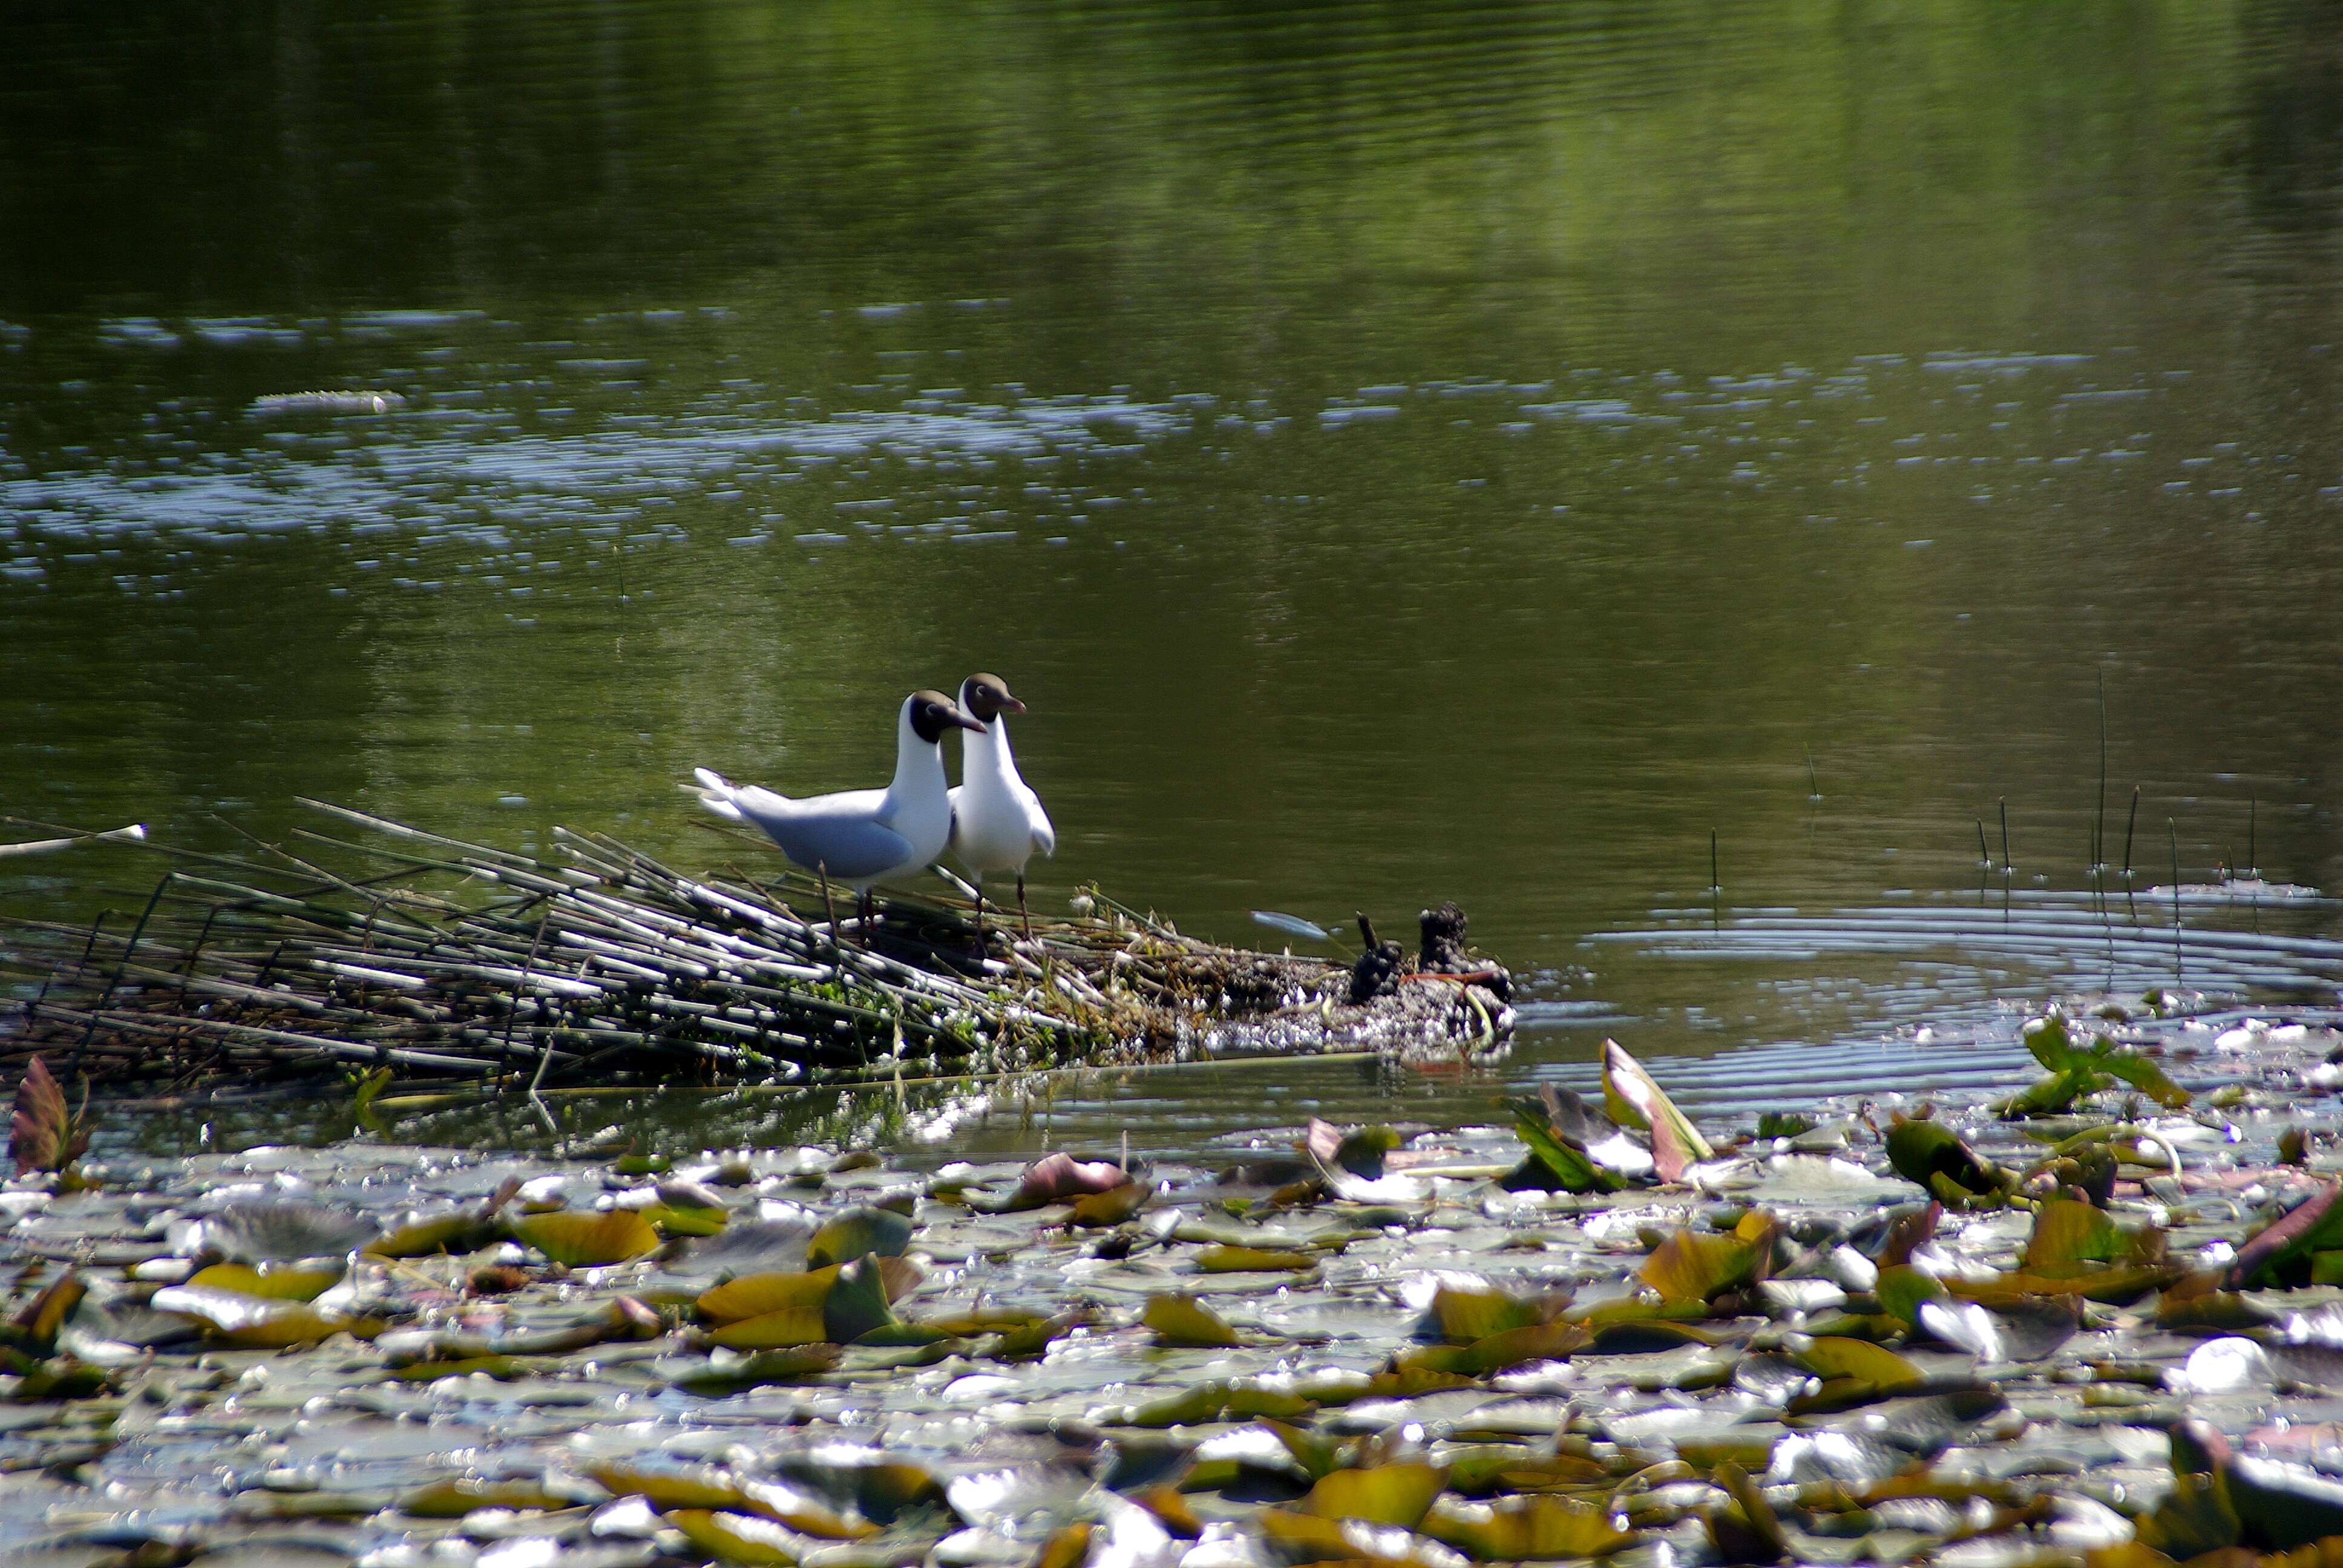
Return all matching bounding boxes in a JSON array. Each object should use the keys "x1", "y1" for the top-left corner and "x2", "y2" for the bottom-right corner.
[{"x1": 3, "y1": 1, "x2": 2341, "y2": 1145}]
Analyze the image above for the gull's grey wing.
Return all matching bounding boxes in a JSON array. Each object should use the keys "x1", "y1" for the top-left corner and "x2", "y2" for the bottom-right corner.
[{"x1": 733, "y1": 795, "x2": 913, "y2": 883}]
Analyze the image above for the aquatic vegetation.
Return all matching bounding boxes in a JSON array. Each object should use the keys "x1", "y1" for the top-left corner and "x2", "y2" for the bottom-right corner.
[{"x1": 1, "y1": 998, "x2": 2342, "y2": 1565}]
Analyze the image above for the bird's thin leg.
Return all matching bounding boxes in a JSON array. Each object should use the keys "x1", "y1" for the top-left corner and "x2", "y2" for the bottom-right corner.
[
  {"x1": 970, "y1": 883, "x2": 989, "y2": 958},
  {"x1": 1018, "y1": 873, "x2": 1034, "y2": 944},
  {"x1": 817, "y1": 864, "x2": 844, "y2": 952}
]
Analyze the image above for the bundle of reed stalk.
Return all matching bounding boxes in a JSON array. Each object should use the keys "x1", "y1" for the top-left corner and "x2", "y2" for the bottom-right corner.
[{"x1": 0, "y1": 801, "x2": 1496, "y2": 1096}]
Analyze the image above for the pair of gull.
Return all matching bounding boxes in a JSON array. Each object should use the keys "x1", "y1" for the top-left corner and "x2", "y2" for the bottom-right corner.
[{"x1": 692, "y1": 674, "x2": 1055, "y2": 937}]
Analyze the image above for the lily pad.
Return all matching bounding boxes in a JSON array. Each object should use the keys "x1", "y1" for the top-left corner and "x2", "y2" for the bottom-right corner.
[
  {"x1": 151, "y1": 1284, "x2": 382, "y2": 1347},
  {"x1": 1884, "y1": 1116, "x2": 2008, "y2": 1206},
  {"x1": 184, "y1": 1262, "x2": 343, "y2": 1302},
  {"x1": 1196, "y1": 1244, "x2": 1319, "y2": 1273},
  {"x1": 1145, "y1": 1293, "x2": 1242, "y2": 1348},
  {"x1": 1299, "y1": 1463, "x2": 1447, "y2": 1527},
  {"x1": 510, "y1": 1207, "x2": 660, "y2": 1266},
  {"x1": 1639, "y1": 1213, "x2": 1775, "y2": 1305},
  {"x1": 182, "y1": 1201, "x2": 381, "y2": 1263},
  {"x1": 1422, "y1": 1493, "x2": 1639, "y2": 1561},
  {"x1": 803, "y1": 1206, "x2": 914, "y2": 1269},
  {"x1": 2227, "y1": 1183, "x2": 2343, "y2": 1289},
  {"x1": 1602, "y1": 1038, "x2": 1714, "y2": 1179},
  {"x1": 1506, "y1": 1099, "x2": 1625, "y2": 1195},
  {"x1": 667, "y1": 1508, "x2": 802, "y2": 1566}
]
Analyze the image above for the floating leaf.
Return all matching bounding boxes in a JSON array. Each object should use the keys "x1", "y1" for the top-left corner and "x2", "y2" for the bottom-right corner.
[
  {"x1": 1873, "y1": 1264, "x2": 1947, "y2": 1325},
  {"x1": 1035, "y1": 1522, "x2": 1093, "y2": 1568},
  {"x1": 1446, "y1": 1449, "x2": 1611, "y2": 1497},
  {"x1": 1602, "y1": 1039, "x2": 1714, "y2": 1180},
  {"x1": 1786, "y1": 1336, "x2": 1927, "y2": 1409},
  {"x1": 1584, "y1": 1318, "x2": 1720, "y2": 1354},
  {"x1": 185, "y1": 1263, "x2": 343, "y2": 1302},
  {"x1": 675, "y1": 1344, "x2": 844, "y2": 1396},
  {"x1": 1507, "y1": 1100, "x2": 1624, "y2": 1195},
  {"x1": 1071, "y1": 1182, "x2": 1150, "y2": 1227},
  {"x1": 1299, "y1": 1463, "x2": 1447, "y2": 1528},
  {"x1": 510, "y1": 1207, "x2": 660, "y2": 1266},
  {"x1": 1639, "y1": 1215, "x2": 1775, "y2": 1305},
  {"x1": 803, "y1": 1206, "x2": 913, "y2": 1269},
  {"x1": 1884, "y1": 1116, "x2": 2008, "y2": 1205},
  {"x1": 151, "y1": 1285, "x2": 382, "y2": 1348},
  {"x1": 1917, "y1": 1295, "x2": 2080, "y2": 1363},
  {"x1": 1129, "y1": 1381, "x2": 1316, "y2": 1427},
  {"x1": 2229, "y1": 1183, "x2": 2343, "y2": 1290},
  {"x1": 682, "y1": 1217, "x2": 817, "y2": 1281},
  {"x1": 1308, "y1": 1118, "x2": 1404, "y2": 1181},
  {"x1": 185, "y1": 1200, "x2": 381, "y2": 1263},
  {"x1": 824, "y1": 1254, "x2": 899, "y2": 1344},
  {"x1": 1422, "y1": 1494, "x2": 1638, "y2": 1561},
  {"x1": 2023, "y1": 1198, "x2": 2145, "y2": 1268},
  {"x1": 2135, "y1": 1469, "x2": 2241, "y2": 1559},
  {"x1": 6, "y1": 1272, "x2": 85, "y2": 1356},
  {"x1": 367, "y1": 1209, "x2": 496, "y2": 1259},
  {"x1": 1705, "y1": 1461, "x2": 1786, "y2": 1565},
  {"x1": 696, "y1": 1259, "x2": 918, "y2": 1333},
  {"x1": 1398, "y1": 1320, "x2": 1590, "y2": 1377},
  {"x1": 2225, "y1": 1455, "x2": 2343, "y2": 1551},
  {"x1": 1005, "y1": 1152, "x2": 1129, "y2": 1210},
  {"x1": 1794, "y1": 1335, "x2": 1925, "y2": 1384},
  {"x1": 1258, "y1": 1509, "x2": 1449, "y2": 1567},
  {"x1": 699, "y1": 1261, "x2": 903, "y2": 1353},
  {"x1": 775, "y1": 1456, "x2": 951, "y2": 1527},
  {"x1": 1949, "y1": 1262, "x2": 2179, "y2": 1304},
  {"x1": 2002, "y1": 1012, "x2": 2191, "y2": 1116},
  {"x1": 1428, "y1": 1287, "x2": 1540, "y2": 1344},
  {"x1": 646, "y1": 1203, "x2": 731, "y2": 1238},
  {"x1": 400, "y1": 1478, "x2": 570, "y2": 1518},
  {"x1": 1145, "y1": 1293, "x2": 1240, "y2": 1348},
  {"x1": 1196, "y1": 1245, "x2": 1318, "y2": 1273},
  {"x1": 667, "y1": 1509, "x2": 801, "y2": 1567},
  {"x1": 591, "y1": 1463, "x2": 750, "y2": 1512}
]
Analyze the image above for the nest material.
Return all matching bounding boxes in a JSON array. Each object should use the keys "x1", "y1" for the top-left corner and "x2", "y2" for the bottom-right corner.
[{"x1": 0, "y1": 802, "x2": 1513, "y2": 1093}]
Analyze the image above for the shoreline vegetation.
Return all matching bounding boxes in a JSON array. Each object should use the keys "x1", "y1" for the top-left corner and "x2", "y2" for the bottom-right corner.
[{"x1": 0, "y1": 803, "x2": 1517, "y2": 1106}]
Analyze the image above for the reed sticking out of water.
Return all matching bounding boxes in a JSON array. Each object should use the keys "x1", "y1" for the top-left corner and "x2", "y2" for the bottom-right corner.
[
  {"x1": 1999, "y1": 799, "x2": 2011, "y2": 876},
  {"x1": 2122, "y1": 786, "x2": 2141, "y2": 918},
  {"x1": 1709, "y1": 830, "x2": 1721, "y2": 930},
  {"x1": 2094, "y1": 670, "x2": 2109, "y2": 872},
  {"x1": 1976, "y1": 818, "x2": 1991, "y2": 867},
  {"x1": 1805, "y1": 746, "x2": 1820, "y2": 802},
  {"x1": 2169, "y1": 817, "x2": 2184, "y2": 982}
]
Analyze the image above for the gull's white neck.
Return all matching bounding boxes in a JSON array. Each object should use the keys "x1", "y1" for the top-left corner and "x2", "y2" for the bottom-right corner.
[
  {"x1": 888, "y1": 700, "x2": 946, "y2": 803},
  {"x1": 965, "y1": 712, "x2": 1020, "y2": 784}
]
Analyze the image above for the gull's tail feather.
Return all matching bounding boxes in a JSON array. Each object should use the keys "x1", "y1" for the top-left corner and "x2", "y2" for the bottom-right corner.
[{"x1": 691, "y1": 766, "x2": 747, "y2": 822}]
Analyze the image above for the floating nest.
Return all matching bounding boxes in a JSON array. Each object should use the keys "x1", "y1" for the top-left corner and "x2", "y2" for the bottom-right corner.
[{"x1": 0, "y1": 802, "x2": 1514, "y2": 1094}]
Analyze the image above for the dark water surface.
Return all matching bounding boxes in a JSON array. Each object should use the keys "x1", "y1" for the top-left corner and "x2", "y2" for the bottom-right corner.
[{"x1": 5, "y1": 1, "x2": 2343, "y2": 1157}]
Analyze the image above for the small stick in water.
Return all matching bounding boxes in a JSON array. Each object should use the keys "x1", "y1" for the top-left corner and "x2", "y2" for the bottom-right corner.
[
  {"x1": 2122, "y1": 785, "x2": 2141, "y2": 919},
  {"x1": 2168, "y1": 817, "x2": 2183, "y2": 984},
  {"x1": 2094, "y1": 669, "x2": 2108, "y2": 872},
  {"x1": 1999, "y1": 799, "x2": 2011, "y2": 877},
  {"x1": 1976, "y1": 818, "x2": 1990, "y2": 867}
]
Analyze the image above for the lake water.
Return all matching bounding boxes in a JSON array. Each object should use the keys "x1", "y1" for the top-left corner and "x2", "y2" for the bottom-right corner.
[{"x1": 5, "y1": 0, "x2": 2342, "y2": 1158}]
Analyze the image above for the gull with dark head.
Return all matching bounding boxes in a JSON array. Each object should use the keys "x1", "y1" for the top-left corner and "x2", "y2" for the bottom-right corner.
[
  {"x1": 692, "y1": 688, "x2": 983, "y2": 933},
  {"x1": 948, "y1": 672, "x2": 1056, "y2": 939}
]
